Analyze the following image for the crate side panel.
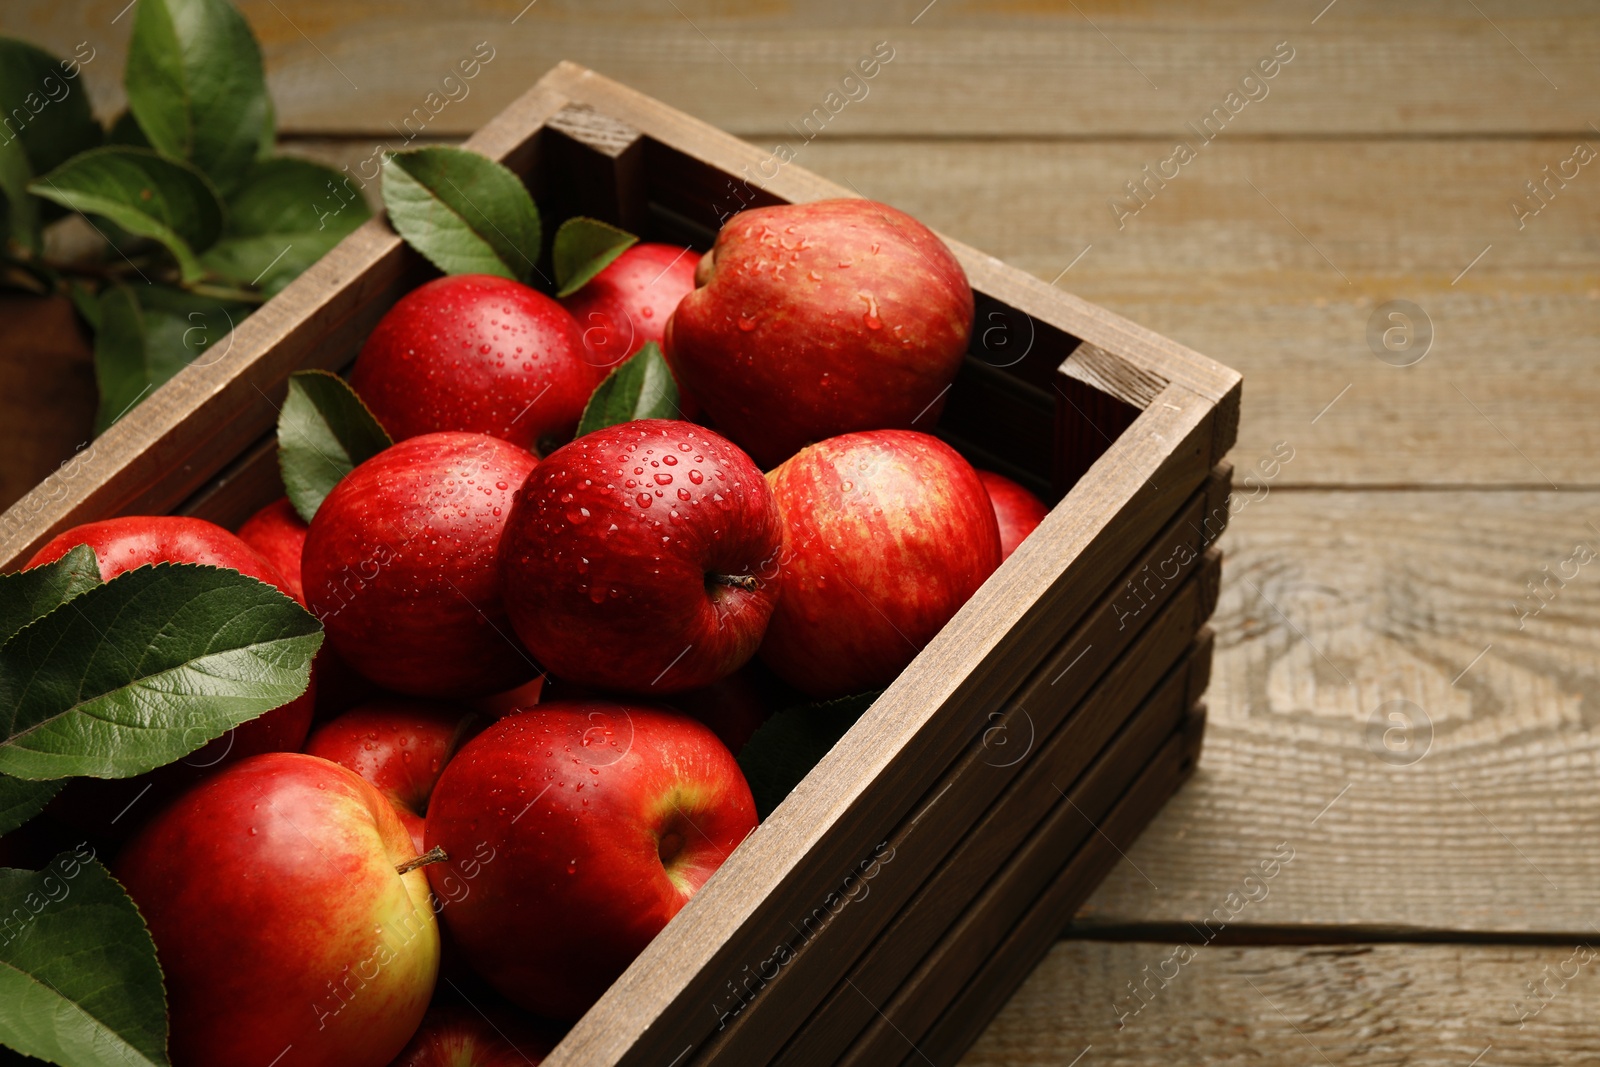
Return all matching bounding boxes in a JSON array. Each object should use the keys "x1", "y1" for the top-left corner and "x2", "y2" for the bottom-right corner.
[
  {"x1": 892, "y1": 709, "x2": 1208, "y2": 1067},
  {"x1": 809, "y1": 635, "x2": 1210, "y2": 1067}
]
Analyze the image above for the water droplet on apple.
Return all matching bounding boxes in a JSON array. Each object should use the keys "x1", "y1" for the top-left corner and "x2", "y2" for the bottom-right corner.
[
  {"x1": 654, "y1": 473, "x2": 673, "y2": 486},
  {"x1": 662, "y1": 454, "x2": 678, "y2": 466},
  {"x1": 677, "y1": 488, "x2": 692, "y2": 501},
  {"x1": 637, "y1": 493, "x2": 654, "y2": 508},
  {"x1": 737, "y1": 315, "x2": 758, "y2": 332}
]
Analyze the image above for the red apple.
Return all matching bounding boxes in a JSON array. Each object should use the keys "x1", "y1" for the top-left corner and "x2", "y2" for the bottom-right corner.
[
  {"x1": 424, "y1": 701, "x2": 757, "y2": 1019},
  {"x1": 25, "y1": 515, "x2": 315, "y2": 767},
  {"x1": 302, "y1": 432, "x2": 538, "y2": 698},
  {"x1": 760, "y1": 430, "x2": 1002, "y2": 698},
  {"x1": 977, "y1": 470, "x2": 1049, "y2": 561},
  {"x1": 118, "y1": 753, "x2": 440, "y2": 1067},
  {"x1": 237, "y1": 497, "x2": 374, "y2": 724},
  {"x1": 388, "y1": 1004, "x2": 550, "y2": 1066},
  {"x1": 304, "y1": 700, "x2": 482, "y2": 853},
  {"x1": 543, "y1": 668, "x2": 772, "y2": 755},
  {"x1": 663, "y1": 198, "x2": 974, "y2": 467},
  {"x1": 471, "y1": 674, "x2": 545, "y2": 719},
  {"x1": 559, "y1": 242, "x2": 698, "y2": 377},
  {"x1": 350, "y1": 274, "x2": 593, "y2": 455},
  {"x1": 498, "y1": 419, "x2": 781, "y2": 694},
  {"x1": 237, "y1": 496, "x2": 309, "y2": 604},
  {"x1": 668, "y1": 667, "x2": 774, "y2": 755}
]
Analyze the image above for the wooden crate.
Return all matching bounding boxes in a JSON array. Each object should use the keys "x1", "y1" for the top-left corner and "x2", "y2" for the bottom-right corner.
[{"x1": 0, "y1": 63, "x2": 1240, "y2": 1066}]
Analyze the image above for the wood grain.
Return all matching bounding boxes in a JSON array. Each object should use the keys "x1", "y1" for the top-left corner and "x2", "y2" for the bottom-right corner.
[
  {"x1": 16, "y1": 1, "x2": 1599, "y2": 138},
  {"x1": 960, "y1": 941, "x2": 1600, "y2": 1066},
  {"x1": 1071, "y1": 488, "x2": 1600, "y2": 935}
]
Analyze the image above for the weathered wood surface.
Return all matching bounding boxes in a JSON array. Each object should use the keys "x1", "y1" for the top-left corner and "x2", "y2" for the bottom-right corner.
[
  {"x1": 1066, "y1": 488, "x2": 1600, "y2": 935},
  {"x1": 962, "y1": 942, "x2": 1600, "y2": 1066},
  {"x1": 11, "y1": 2, "x2": 1599, "y2": 138},
  {"x1": 2, "y1": 1, "x2": 1596, "y2": 1061}
]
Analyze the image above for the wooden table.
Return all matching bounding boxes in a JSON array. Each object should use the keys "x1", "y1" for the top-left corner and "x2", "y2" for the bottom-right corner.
[{"x1": 11, "y1": 1, "x2": 1600, "y2": 1061}]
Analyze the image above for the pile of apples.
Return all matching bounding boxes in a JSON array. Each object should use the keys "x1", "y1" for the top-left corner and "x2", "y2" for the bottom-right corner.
[{"x1": 23, "y1": 199, "x2": 1049, "y2": 1066}]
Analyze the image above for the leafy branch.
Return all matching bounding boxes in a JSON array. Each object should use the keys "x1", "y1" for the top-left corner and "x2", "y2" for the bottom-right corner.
[{"x1": 0, "y1": 0, "x2": 372, "y2": 434}]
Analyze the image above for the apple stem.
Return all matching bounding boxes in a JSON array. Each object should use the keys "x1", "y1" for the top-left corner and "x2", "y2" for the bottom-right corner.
[
  {"x1": 710, "y1": 573, "x2": 760, "y2": 592},
  {"x1": 395, "y1": 845, "x2": 448, "y2": 875}
]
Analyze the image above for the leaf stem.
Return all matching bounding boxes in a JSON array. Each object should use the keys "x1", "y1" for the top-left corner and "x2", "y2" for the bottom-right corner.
[
  {"x1": 395, "y1": 845, "x2": 448, "y2": 875},
  {"x1": 183, "y1": 282, "x2": 268, "y2": 305}
]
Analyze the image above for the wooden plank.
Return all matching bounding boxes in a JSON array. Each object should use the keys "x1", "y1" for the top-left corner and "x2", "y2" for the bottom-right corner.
[
  {"x1": 19, "y1": 2, "x2": 1600, "y2": 138},
  {"x1": 881, "y1": 709, "x2": 1208, "y2": 1067},
  {"x1": 774, "y1": 627, "x2": 1213, "y2": 1067},
  {"x1": 960, "y1": 941, "x2": 1600, "y2": 1066},
  {"x1": 1069, "y1": 488, "x2": 1600, "y2": 936}
]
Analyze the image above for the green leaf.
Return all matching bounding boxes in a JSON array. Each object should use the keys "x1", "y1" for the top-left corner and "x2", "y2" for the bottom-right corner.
[
  {"x1": 0, "y1": 562, "x2": 322, "y2": 781},
  {"x1": 91, "y1": 285, "x2": 146, "y2": 433},
  {"x1": 0, "y1": 39, "x2": 102, "y2": 181},
  {"x1": 125, "y1": 0, "x2": 271, "y2": 196},
  {"x1": 202, "y1": 156, "x2": 371, "y2": 296},
  {"x1": 553, "y1": 216, "x2": 637, "y2": 297},
  {"x1": 381, "y1": 147, "x2": 540, "y2": 281},
  {"x1": 65, "y1": 279, "x2": 99, "y2": 331},
  {"x1": 29, "y1": 148, "x2": 224, "y2": 283},
  {"x1": 278, "y1": 370, "x2": 393, "y2": 523},
  {"x1": 0, "y1": 777, "x2": 63, "y2": 838},
  {"x1": 737, "y1": 691, "x2": 881, "y2": 819},
  {"x1": 0, "y1": 544, "x2": 101, "y2": 643},
  {"x1": 93, "y1": 284, "x2": 247, "y2": 432},
  {"x1": 575, "y1": 343, "x2": 682, "y2": 437},
  {"x1": 0, "y1": 852, "x2": 169, "y2": 1067},
  {"x1": 0, "y1": 136, "x2": 38, "y2": 254}
]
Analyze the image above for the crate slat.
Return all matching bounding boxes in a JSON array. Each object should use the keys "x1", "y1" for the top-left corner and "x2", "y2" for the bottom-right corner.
[{"x1": 878, "y1": 709, "x2": 1209, "y2": 1067}]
